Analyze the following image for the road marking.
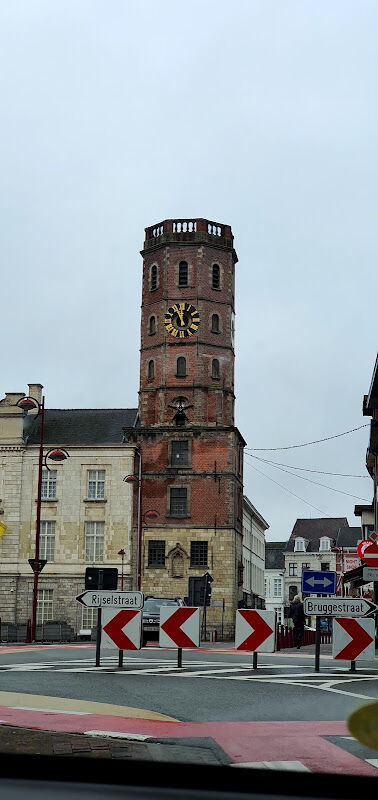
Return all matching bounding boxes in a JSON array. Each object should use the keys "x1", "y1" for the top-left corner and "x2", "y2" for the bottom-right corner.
[
  {"x1": 366, "y1": 759, "x2": 378, "y2": 768},
  {"x1": 10, "y1": 706, "x2": 88, "y2": 715},
  {"x1": 85, "y1": 730, "x2": 152, "y2": 740},
  {"x1": 232, "y1": 761, "x2": 310, "y2": 771},
  {"x1": 0, "y1": 691, "x2": 178, "y2": 721}
]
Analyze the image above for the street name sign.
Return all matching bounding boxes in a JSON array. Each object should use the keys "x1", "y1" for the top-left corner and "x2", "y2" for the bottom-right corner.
[
  {"x1": 304, "y1": 597, "x2": 378, "y2": 617},
  {"x1": 361, "y1": 542, "x2": 378, "y2": 568},
  {"x1": 235, "y1": 610, "x2": 276, "y2": 652},
  {"x1": 76, "y1": 590, "x2": 144, "y2": 609},
  {"x1": 363, "y1": 567, "x2": 378, "y2": 582},
  {"x1": 333, "y1": 617, "x2": 375, "y2": 661},
  {"x1": 301, "y1": 570, "x2": 336, "y2": 595},
  {"x1": 101, "y1": 608, "x2": 142, "y2": 650},
  {"x1": 159, "y1": 607, "x2": 200, "y2": 648}
]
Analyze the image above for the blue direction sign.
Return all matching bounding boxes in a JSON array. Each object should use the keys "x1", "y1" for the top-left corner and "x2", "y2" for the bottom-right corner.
[{"x1": 301, "y1": 569, "x2": 336, "y2": 595}]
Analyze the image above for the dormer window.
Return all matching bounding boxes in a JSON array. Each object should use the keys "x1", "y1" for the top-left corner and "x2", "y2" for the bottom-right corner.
[
  {"x1": 294, "y1": 537, "x2": 306, "y2": 552},
  {"x1": 319, "y1": 537, "x2": 331, "y2": 551}
]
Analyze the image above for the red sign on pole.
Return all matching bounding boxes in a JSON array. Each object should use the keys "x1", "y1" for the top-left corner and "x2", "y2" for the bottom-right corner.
[
  {"x1": 357, "y1": 540, "x2": 371, "y2": 560},
  {"x1": 235, "y1": 610, "x2": 276, "y2": 652},
  {"x1": 101, "y1": 609, "x2": 142, "y2": 650},
  {"x1": 361, "y1": 542, "x2": 378, "y2": 568},
  {"x1": 159, "y1": 607, "x2": 200, "y2": 648},
  {"x1": 333, "y1": 617, "x2": 375, "y2": 661}
]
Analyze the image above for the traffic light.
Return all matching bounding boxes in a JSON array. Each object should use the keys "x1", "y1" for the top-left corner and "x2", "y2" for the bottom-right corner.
[
  {"x1": 85, "y1": 567, "x2": 118, "y2": 590},
  {"x1": 204, "y1": 572, "x2": 212, "y2": 606},
  {"x1": 187, "y1": 572, "x2": 213, "y2": 607}
]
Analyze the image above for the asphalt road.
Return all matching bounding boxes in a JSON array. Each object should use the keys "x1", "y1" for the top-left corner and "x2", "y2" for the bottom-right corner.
[
  {"x1": 0, "y1": 644, "x2": 377, "y2": 722},
  {"x1": 0, "y1": 644, "x2": 377, "y2": 773}
]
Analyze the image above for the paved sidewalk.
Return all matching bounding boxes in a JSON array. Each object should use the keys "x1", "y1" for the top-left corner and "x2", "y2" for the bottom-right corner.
[{"x1": 0, "y1": 725, "x2": 226, "y2": 764}]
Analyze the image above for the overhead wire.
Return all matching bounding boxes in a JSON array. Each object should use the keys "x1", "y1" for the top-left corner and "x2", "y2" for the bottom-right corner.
[
  {"x1": 246, "y1": 423, "x2": 369, "y2": 451},
  {"x1": 244, "y1": 454, "x2": 370, "y2": 502},
  {"x1": 245, "y1": 461, "x2": 329, "y2": 515},
  {"x1": 248, "y1": 454, "x2": 369, "y2": 479}
]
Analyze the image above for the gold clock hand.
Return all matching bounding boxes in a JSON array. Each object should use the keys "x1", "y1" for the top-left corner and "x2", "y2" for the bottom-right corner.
[{"x1": 177, "y1": 310, "x2": 184, "y2": 326}]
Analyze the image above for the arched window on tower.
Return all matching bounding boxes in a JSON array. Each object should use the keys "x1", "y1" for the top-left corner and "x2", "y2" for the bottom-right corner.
[
  {"x1": 150, "y1": 265, "x2": 158, "y2": 291},
  {"x1": 176, "y1": 356, "x2": 187, "y2": 377},
  {"x1": 178, "y1": 261, "x2": 188, "y2": 287},
  {"x1": 148, "y1": 315, "x2": 156, "y2": 335},
  {"x1": 211, "y1": 313, "x2": 220, "y2": 333},
  {"x1": 211, "y1": 358, "x2": 220, "y2": 380},
  {"x1": 147, "y1": 360, "x2": 155, "y2": 380},
  {"x1": 212, "y1": 263, "x2": 220, "y2": 289}
]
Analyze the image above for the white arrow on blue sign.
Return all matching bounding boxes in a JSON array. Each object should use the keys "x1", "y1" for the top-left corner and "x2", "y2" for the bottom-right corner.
[{"x1": 301, "y1": 570, "x2": 336, "y2": 595}]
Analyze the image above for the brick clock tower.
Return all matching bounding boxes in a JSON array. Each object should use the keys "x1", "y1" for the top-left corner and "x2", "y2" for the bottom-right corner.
[{"x1": 126, "y1": 218, "x2": 245, "y2": 636}]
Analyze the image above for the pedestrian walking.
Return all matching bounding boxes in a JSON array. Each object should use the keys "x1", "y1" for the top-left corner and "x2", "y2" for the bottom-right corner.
[{"x1": 289, "y1": 594, "x2": 305, "y2": 649}]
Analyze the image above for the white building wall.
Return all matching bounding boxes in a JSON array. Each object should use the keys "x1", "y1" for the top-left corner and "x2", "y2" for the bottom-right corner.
[
  {"x1": 242, "y1": 497, "x2": 268, "y2": 607},
  {"x1": 264, "y1": 569, "x2": 284, "y2": 623}
]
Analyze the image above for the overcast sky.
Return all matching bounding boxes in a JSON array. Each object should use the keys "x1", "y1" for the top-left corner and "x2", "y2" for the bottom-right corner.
[{"x1": 1, "y1": 1, "x2": 377, "y2": 540}]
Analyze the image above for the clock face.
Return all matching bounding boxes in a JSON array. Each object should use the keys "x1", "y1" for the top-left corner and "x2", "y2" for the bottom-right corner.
[{"x1": 164, "y1": 302, "x2": 200, "y2": 338}]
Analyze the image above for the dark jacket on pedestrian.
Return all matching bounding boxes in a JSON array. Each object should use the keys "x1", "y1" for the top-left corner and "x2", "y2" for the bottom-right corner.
[{"x1": 289, "y1": 599, "x2": 305, "y2": 627}]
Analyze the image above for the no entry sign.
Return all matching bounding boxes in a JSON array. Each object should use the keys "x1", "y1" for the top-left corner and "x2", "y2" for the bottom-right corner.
[
  {"x1": 159, "y1": 607, "x2": 200, "y2": 648},
  {"x1": 333, "y1": 617, "x2": 375, "y2": 662},
  {"x1": 235, "y1": 610, "x2": 276, "y2": 652},
  {"x1": 361, "y1": 542, "x2": 378, "y2": 568},
  {"x1": 101, "y1": 608, "x2": 142, "y2": 650}
]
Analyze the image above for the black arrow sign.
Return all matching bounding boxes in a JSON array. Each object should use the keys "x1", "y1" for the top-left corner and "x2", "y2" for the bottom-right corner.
[{"x1": 362, "y1": 598, "x2": 378, "y2": 617}]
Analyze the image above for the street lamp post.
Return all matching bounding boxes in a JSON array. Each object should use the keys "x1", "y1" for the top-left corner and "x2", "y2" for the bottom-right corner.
[
  {"x1": 118, "y1": 549, "x2": 125, "y2": 589},
  {"x1": 124, "y1": 450, "x2": 143, "y2": 590},
  {"x1": 123, "y1": 451, "x2": 158, "y2": 591},
  {"x1": 17, "y1": 395, "x2": 68, "y2": 642}
]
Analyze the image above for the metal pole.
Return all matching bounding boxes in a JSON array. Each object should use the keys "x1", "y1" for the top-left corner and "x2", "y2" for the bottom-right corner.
[
  {"x1": 177, "y1": 647, "x2": 182, "y2": 668},
  {"x1": 315, "y1": 616, "x2": 321, "y2": 672},
  {"x1": 252, "y1": 651, "x2": 258, "y2": 670},
  {"x1": 118, "y1": 649, "x2": 124, "y2": 669},
  {"x1": 137, "y1": 451, "x2": 143, "y2": 591},
  {"x1": 374, "y1": 455, "x2": 378, "y2": 645},
  {"x1": 349, "y1": 660, "x2": 356, "y2": 673},
  {"x1": 221, "y1": 598, "x2": 224, "y2": 642},
  {"x1": 121, "y1": 552, "x2": 124, "y2": 590},
  {"x1": 95, "y1": 570, "x2": 103, "y2": 667},
  {"x1": 31, "y1": 396, "x2": 45, "y2": 643}
]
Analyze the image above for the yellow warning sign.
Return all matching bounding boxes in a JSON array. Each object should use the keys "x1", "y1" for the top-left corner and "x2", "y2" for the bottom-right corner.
[{"x1": 0, "y1": 522, "x2": 7, "y2": 538}]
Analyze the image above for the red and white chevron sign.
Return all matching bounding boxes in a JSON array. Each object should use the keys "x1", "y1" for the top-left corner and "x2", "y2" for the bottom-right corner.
[
  {"x1": 101, "y1": 608, "x2": 142, "y2": 650},
  {"x1": 159, "y1": 607, "x2": 200, "y2": 648},
  {"x1": 235, "y1": 610, "x2": 276, "y2": 652},
  {"x1": 333, "y1": 617, "x2": 375, "y2": 662}
]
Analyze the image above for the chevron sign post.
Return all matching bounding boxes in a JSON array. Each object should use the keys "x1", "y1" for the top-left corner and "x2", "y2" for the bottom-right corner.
[
  {"x1": 101, "y1": 608, "x2": 142, "y2": 652},
  {"x1": 235, "y1": 609, "x2": 276, "y2": 669},
  {"x1": 159, "y1": 606, "x2": 200, "y2": 667},
  {"x1": 333, "y1": 617, "x2": 375, "y2": 662}
]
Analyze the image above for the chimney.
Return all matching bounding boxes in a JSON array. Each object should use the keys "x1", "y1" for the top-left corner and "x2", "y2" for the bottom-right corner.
[
  {"x1": 1, "y1": 392, "x2": 26, "y2": 406},
  {"x1": 28, "y1": 384, "x2": 43, "y2": 406}
]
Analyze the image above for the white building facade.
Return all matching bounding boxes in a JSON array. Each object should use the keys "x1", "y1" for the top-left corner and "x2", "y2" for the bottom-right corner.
[
  {"x1": 0, "y1": 384, "x2": 137, "y2": 636},
  {"x1": 283, "y1": 518, "x2": 348, "y2": 605},
  {"x1": 264, "y1": 542, "x2": 285, "y2": 623},
  {"x1": 242, "y1": 497, "x2": 268, "y2": 608}
]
